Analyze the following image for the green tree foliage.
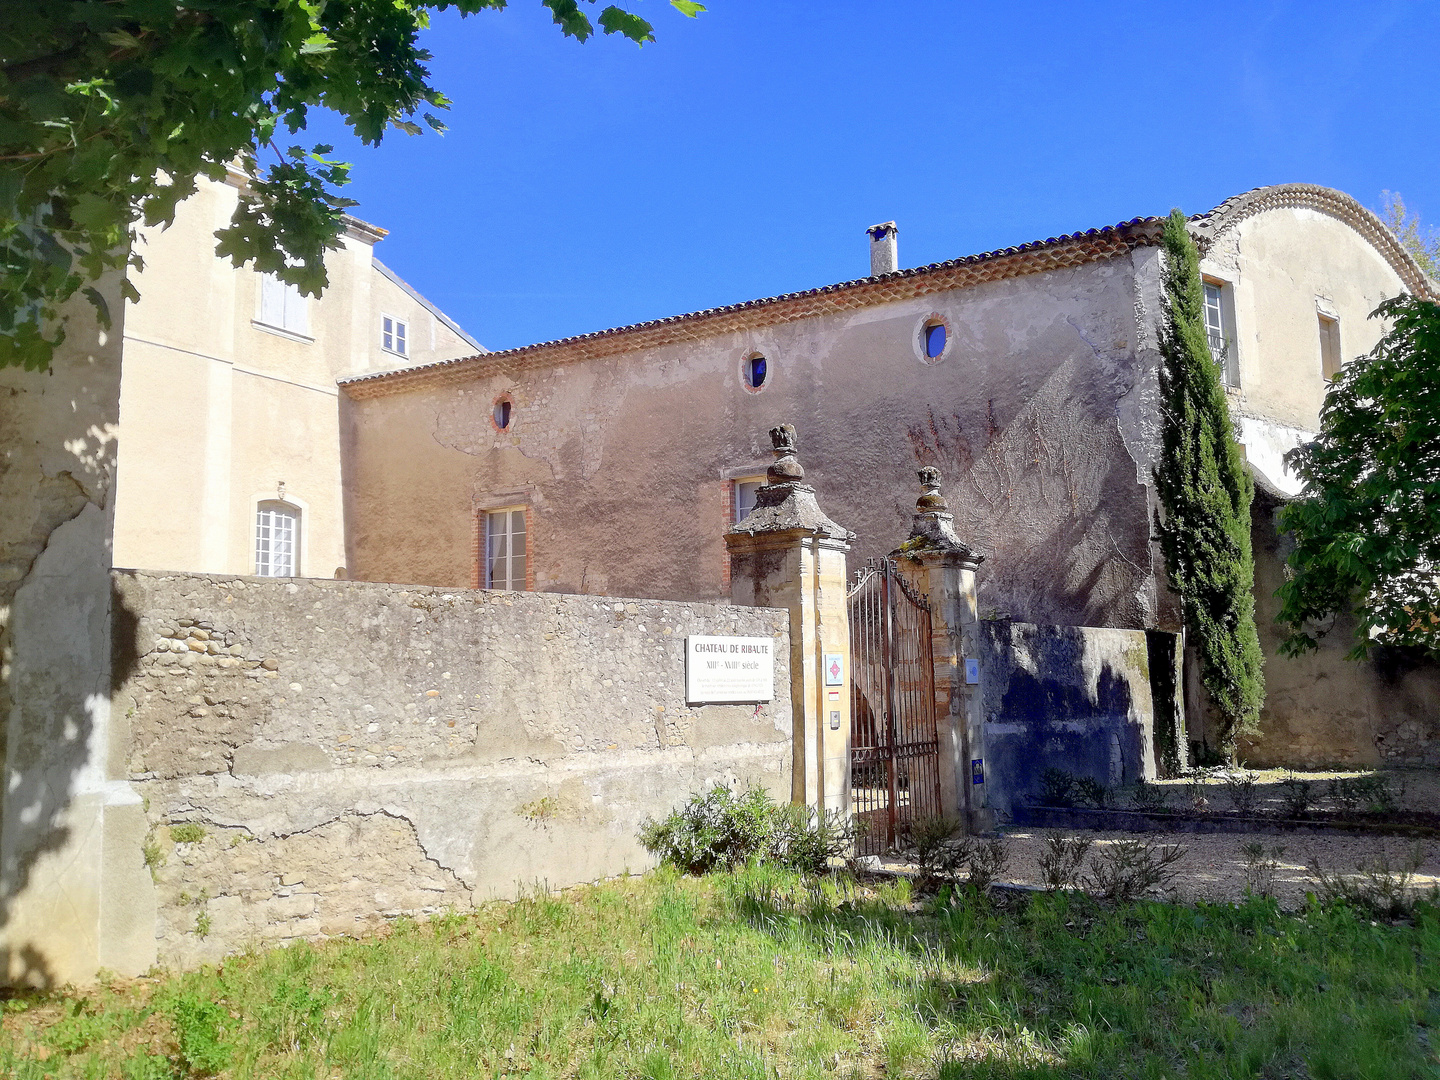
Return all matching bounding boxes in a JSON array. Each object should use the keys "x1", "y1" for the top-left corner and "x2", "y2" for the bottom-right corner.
[
  {"x1": 1378, "y1": 191, "x2": 1440, "y2": 280},
  {"x1": 1153, "y1": 208, "x2": 1264, "y2": 756},
  {"x1": 0, "y1": 0, "x2": 704, "y2": 370},
  {"x1": 1277, "y1": 295, "x2": 1440, "y2": 660}
]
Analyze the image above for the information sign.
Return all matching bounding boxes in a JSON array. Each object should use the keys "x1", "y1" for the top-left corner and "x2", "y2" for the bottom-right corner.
[{"x1": 685, "y1": 635, "x2": 774, "y2": 704}]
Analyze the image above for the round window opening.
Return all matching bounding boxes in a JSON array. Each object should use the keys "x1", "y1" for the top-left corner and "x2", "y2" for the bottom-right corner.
[
  {"x1": 924, "y1": 320, "x2": 948, "y2": 360},
  {"x1": 493, "y1": 397, "x2": 512, "y2": 430},
  {"x1": 745, "y1": 354, "x2": 768, "y2": 390}
]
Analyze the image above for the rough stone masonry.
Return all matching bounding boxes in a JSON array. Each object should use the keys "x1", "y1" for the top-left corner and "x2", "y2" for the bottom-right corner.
[{"x1": 111, "y1": 571, "x2": 792, "y2": 968}]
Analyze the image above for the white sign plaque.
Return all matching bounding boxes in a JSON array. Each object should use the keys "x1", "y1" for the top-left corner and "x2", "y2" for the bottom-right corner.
[{"x1": 685, "y1": 635, "x2": 774, "y2": 704}]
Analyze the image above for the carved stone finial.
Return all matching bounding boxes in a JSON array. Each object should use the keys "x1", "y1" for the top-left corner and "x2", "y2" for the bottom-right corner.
[
  {"x1": 892, "y1": 465, "x2": 983, "y2": 567},
  {"x1": 725, "y1": 423, "x2": 852, "y2": 543},
  {"x1": 766, "y1": 423, "x2": 805, "y2": 484},
  {"x1": 915, "y1": 466, "x2": 948, "y2": 513}
]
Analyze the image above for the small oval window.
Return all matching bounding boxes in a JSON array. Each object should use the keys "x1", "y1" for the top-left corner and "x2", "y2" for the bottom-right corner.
[
  {"x1": 924, "y1": 321, "x2": 947, "y2": 360},
  {"x1": 746, "y1": 354, "x2": 768, "y2": 389},
  {"x1": 493, "y1": 398, "x2": 512, "y2": 430}
]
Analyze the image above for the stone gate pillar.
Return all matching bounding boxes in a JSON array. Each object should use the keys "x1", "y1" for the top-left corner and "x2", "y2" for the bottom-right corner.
[
  {"x1": 892, "y1": 467, "x2": 993, "y2": 833},
  {"x1": 726, "y1": 425, "x2": 854, "y2": 817}
]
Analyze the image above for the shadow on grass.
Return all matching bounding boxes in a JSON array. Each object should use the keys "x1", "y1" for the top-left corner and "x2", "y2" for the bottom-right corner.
[{"x1": 718, "y1": 863, "x2": 1440, "y2": 1079}]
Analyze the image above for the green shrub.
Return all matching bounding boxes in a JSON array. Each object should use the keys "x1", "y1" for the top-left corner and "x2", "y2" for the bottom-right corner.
[
  {"x1": 1279, "y1": 774, "x2": 1314, "y2": 818},
  {"x1": 1038, "y1": 767, "x2": 1075, "y2": 807},
  {"x1": 1130, "y1": 779, "x2": 1169, "y2": 813},
  {"x1": 638, "y1": 784, "x2": 852, "y2": 875},
  {"x1": 1038, "y1": 833, "x2": 1092, "y2": 891},
  {"x1": 1084, "y1": 839, "x2": 1186, "y2": 903},
  {"x1": 169, "y1": 992, "x2": 232, "y2": 1075},
  {"x1": 1073, "y1": 777, "x2": 1113, "y2": 810}
]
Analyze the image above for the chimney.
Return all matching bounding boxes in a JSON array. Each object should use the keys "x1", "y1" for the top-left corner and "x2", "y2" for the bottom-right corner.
[{"x1": 866, "y1": 221, "x2": 898, "y2": 276}]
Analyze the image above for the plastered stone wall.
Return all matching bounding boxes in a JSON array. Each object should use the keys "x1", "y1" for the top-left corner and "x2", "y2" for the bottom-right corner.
[
  {"x1": 1234, "y1": 494, "x2": 1440, "y2": 769},
  {"x1": 343, "y1": 253, "x2": 1166, "y2": 632},
  {"x1": 978, "y1": 620, "x2": 1158, "y2": 816},
  {"x1": 111, "y1": 571, "x2": 791, "y2": 968}
]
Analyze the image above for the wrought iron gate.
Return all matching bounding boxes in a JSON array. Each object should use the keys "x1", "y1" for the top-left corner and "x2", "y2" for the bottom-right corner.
[{"x1": 848, "y1": 558, "x2": 941, "y2": 855}]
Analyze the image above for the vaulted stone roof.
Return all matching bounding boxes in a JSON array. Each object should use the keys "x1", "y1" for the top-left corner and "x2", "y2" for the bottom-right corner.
[{"x1": 341, "y1": 184, "x2": 1434, "y2": 399}]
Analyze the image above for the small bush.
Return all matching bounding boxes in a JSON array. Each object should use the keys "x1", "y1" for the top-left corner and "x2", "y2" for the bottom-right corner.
[
  {"x1": 1083, "y1": 839, "x2": 1185, "y2": 903},
  {"x1": 1279, "y1": 774, "x2": 1313, "y2": 818},
  {"x1": 1241, "y1": 841, "x2": 1285, "y2": 898},
  {"x1": 1073, "y1": 777, "x2": 1113, "y2": 810},
  {"x1": 908, "y1": 816, "x2": 968, "y2": 888},
  {"x1": 1349, "y1": 773, "x2": 1404, "y2": 814},
  {"x1": 1038, "y1": 767, "x2": 1075, "y2": 807},
  {"x1": 638, "y1": 784, "x2": 851, "y2": 875},
  {"x1": 170, "y1": 822, "x2": 207, "y2": 845},
  {"x1": 1038, "y1": 833, "x2": 1092, "y2": 891},
  {"x1": 170, "y1": 992, "x2": 232, "y2": 1075},
  {"x1": 1324, "y1": 777, "x2": 1359, "y2": 812},
  {"x1": 1223, "y1": 771, "x2": 1259, "y2": 815},
  {"x1": 964, "y1": 837, "x2": 1010, "y2": 892},
  {"x1": 1307, "y1": 842, "x2": 1435, "y2": 918},
  {"x1": 1130, "y1": 780, "x2": 1169, "y2": 813}
]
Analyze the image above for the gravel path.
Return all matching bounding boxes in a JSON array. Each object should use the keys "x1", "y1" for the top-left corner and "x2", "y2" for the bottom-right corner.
[{"x1": 991, "y1": 828, "x2": 1440, "y2": 908}]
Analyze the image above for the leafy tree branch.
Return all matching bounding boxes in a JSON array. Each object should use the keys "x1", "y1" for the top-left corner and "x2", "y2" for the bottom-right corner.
[
  {"x1": 0, "y1": 0, "x2": 705, "y2": 370},
  {"x1": 1278, "y1": 295, "x2": 1440, "y2": 661}
]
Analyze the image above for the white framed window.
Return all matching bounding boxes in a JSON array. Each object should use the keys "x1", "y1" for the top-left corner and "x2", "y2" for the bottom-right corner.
[
  {"x1": 734, "y1": 478, "x2": 765, "y2": 524},
  {"x1": 485, "y1": 507, "x2": 527, "y2": 591},
  {"x1": 257, "y1": 272, "x2": 310, "y2": 337},
  {"x1": 1318, "y1": 313, "x2": 1342, "y2": 380},
  {"x1": 255, "y1": 501, "x2": 300, "y2": 577},
  {"x1": 382, "y1": 315, "x2": 408, "y2": 357},
  {"x1": 1203, "y1": 278, "x2": 1239, "y2": 387}
]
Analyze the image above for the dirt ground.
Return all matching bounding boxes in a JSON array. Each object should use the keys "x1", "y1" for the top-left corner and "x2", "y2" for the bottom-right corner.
[
  {"x1": 994, "y1": 828, "x2": 1440, "y2": 908},
  {"x1": 891, "y1": 769, "x2": 1440, "y2": 909},
  {"x1": 1147, "y1": 766, "x2": 1440, "y2": 817}
]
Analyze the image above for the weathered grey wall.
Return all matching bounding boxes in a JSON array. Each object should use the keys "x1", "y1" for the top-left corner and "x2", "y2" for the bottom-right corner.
[
  {"x1": 342, "y1": 253, "x2": 1166, "y2": 632},
  {"x1": 0, "y1": 275, "x2": 157, "y2": 988},
  {"x1": 978, "y1": 620, "x2": 1157, "y2": 816},
  {"x1": 1234, "y1": 494, "x2": 1440, "y2": 768},
  {"x1": 111, "y1": 571, "x2": 791, "y2": 968}
]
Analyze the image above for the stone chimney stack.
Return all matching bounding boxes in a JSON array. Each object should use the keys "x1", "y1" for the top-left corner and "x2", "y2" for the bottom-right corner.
[{"x1": 866, "y1": 221, "x2": 898, "y2": 276}]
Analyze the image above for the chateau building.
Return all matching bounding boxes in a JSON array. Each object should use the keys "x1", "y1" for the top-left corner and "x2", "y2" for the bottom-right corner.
[{"x1": 337, "y1": 184, "x2": 1440, "y2": 766}]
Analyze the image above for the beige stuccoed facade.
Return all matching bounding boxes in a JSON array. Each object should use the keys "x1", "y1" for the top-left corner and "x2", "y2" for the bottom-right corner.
[
  {"x1": 113, "y1": 173, "x2": 479, "y2": 580},
  {"x1": 340, "y1": 184, "x2": 1439, "y2": 767}
]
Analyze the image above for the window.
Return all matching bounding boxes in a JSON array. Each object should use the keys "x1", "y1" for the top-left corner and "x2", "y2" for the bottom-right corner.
[
  {"x1": 1318, "y1": 314, "x2": 1342, "y2": 380},
  {"x1": 255, "y1": 502, "x2": 299, "y2": 577},
  {"x1": 257, "y1": 273, "x2": 309, "y2": 336},
  {"x1": 485, "y1": 508, "x2": 527, "y2": 591},
  {"x1": 924, "y1": 320, "x2": 947, "y2": 360},
  {"x1": 493, "y1": 395, "x2": 512, "y2": 430},
  {"x1": 382, "y1": 315, "x2": 408, "y2": 356},
  {"x1": 743, "y1": 353, "x2": 768, "y2": 390},
  {"x1": 1203, "y1": 279, "x2": 1238, "y2": 386},
  {"x1": 734, "y1": 478, "x2": 764, "y2": 524}
]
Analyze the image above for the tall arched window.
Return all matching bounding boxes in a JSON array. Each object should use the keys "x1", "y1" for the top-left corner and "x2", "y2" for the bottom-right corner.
[{"x1": 255, "y1": 501, "x2": 300, "y2": 577}]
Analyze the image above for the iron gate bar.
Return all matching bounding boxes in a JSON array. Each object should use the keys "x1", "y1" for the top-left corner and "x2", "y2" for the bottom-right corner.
[{"x1": 847, "y1": 557, "x2": 942, "y2": 855}]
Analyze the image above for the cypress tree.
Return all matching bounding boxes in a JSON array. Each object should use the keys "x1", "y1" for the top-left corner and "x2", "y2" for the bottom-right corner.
[{"x1": 1153, "y1": 209, "x2": 1265, "y2": 759}]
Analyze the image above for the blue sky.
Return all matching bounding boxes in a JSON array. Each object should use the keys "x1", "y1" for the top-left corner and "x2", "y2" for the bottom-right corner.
[{"x1": 305, "y1": 0, "x2": 1440, "y2": 352}]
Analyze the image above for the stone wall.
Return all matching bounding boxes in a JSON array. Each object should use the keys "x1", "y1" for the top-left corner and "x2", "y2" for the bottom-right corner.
[
  {"x1": 977, "y1": 620, "x2": 1158, "y2": 816},
  {"x1": 111, "y1": 571, "x2": 792, "y2": 968},
  {"x1": 1231, "y1": 493, "x2": 1440, "y2": 768},
  {"x1": 0, "y1": 275, "x2": 156, "y2": 988}
]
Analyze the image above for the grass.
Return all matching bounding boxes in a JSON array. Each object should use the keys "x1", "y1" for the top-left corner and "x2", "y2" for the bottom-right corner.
[{"x1": 2, "y1": 865, "x2": 1437, "y2": 1079}]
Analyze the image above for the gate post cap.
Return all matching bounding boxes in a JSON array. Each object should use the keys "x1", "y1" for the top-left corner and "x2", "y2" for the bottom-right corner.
[
  {"x1": 726, "y1": 424, "x2": 853, "y2": 544},
  {"x1": 893, "y1": 467, "x2": 984, "y2": 567}
]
